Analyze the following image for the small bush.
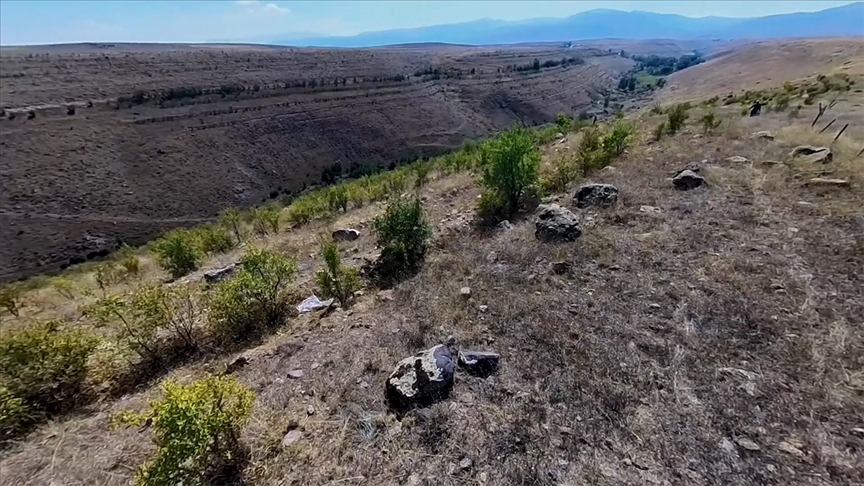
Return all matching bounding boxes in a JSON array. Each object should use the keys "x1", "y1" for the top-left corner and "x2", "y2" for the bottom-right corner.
[
  {"x1": 699, "y1": 110, "x2": 722, "y2": 134},
  {"x1": 478, "y1": 127, "x2": 541, "y2": 218},
  {"x1": 0, "y1": 385, "x2": 30, "y2": 439},
  {"x1": 555, "y1": 113, "x2": 573, "y2": 133},
  {"x1": 94, "y1": 262, "x2": 126, "y2": 295},
  {"x1": 315, "y1": 239, "x2": 362, "y2": 308},
  {"x1": 115, "y1": 245, "x2": 142, "y2": 277},
  {"x1": 544, "y1": 155, "x2": 582, "y2": 193},
  {"x1": 0, "y1": 284, "x2": 23, "y2": 317},
  {"x1": 209, "y1": 248, "x2": 296, "y2": 343},
  {"x1": 152, "y1": 228, "x2": 203, "y2": 279},
  {"x1": 601, "y1": 119, "x2": 633, "y2": 157},
  {"x1": 372, "y1": 196, "x2": 432, "y2": 281},
  {"x1": 649, "y1": 104, "x2": 664, "y2": 115},
  {"x1": 219, "y1": 208, "x2": 245, "y2": 243},
  {"x1": 653, "y1": 121, "x2": 666, "y2": 141},
  {"x1": 346, "y1": 184, "x2": 369, "y2": 208},
  {"x1": 789, "y1": 105, "x2": 801, "y2": 119},
  {"x1": 250, "y1": 206, "x2": 280, "y2": 236},
  {"x1": 0, "y1": 320, "x2": 97, "y2": 428},
  {"x1": 666, "y1": 104, "x2": 689, "y2": 135},
  {"x1": 577, "y1": 126, "x2": 612, "y2": 172},
  {"x1": 412, "y1": 159, "x2": 433, "y2": 189},
  {"x1": 117, "y1": 376, "x2": 254, "y2": 486},
  {"x1": 326, "y1": 185, "x2": 350, "y2": 213},
  {"x1": 49, "y1": 276, "x2": 77, "y2": 300},
  {"x1": 385, "y1": 170, "x2": 408, "y2": 196},
  {"x1": 196, "y1": 225, "x2": 234, "y2": 254}
]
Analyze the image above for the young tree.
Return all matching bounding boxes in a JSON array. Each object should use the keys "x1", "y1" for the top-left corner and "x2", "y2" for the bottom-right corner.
[
  {"x1": 479, "y1": 127, "x2": 541, "y2": 218},
  {"x1": 315, "y1": 239, "x2": 361, "y2": 308}
]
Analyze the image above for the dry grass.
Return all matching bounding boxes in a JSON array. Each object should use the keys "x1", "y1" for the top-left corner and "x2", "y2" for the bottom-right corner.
[{"x1": 2, "y1": 53, "x2": 864, "y2": 486}]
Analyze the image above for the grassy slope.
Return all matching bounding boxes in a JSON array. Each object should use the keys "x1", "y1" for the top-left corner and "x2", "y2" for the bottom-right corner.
[{"x1": 2, "y1": 93, "x2": 863, "y2": 485}]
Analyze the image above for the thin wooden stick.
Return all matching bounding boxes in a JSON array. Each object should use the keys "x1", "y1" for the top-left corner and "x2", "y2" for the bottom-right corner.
[
  {"x1": 811, "y1": 102, "x2": 826, "y2": 127},
  {"x1": 818, "y1": 119, "x2": 836, "y2": 134},
  {"x1": 832, "y1": 124, "x2": 848, "y2": 143}
]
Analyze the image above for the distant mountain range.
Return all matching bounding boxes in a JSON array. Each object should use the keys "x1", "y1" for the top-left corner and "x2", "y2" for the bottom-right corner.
[{"x1": 270, "y1": 3, "x2": 864, "y2": 48}]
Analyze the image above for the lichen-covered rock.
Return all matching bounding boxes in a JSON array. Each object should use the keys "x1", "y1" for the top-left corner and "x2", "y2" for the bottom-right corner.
[
  {"x1": 573, "y1": 183, "x2": 619, "y2": 208},
  {"x1": 534, "y1": 204, "x2": 582, "y2": 242},
  {"x1": 386, "y1": 345, "x2": 455, "y2": 413}
]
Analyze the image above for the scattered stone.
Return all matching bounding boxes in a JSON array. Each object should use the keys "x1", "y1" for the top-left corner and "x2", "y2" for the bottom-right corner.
[
  {"x1": 648, "y1": 303, "x2": 661, "y2": 310},
  {"x1": 736, "y1": 437, "x2": 761, "y2": 451},
  {"x1": 497, "y1": 220, "x2": 514, "y2": 231},
  {"x1": 534, "y1": 204, "x2": 582, "y2": 242},
  {"x1": 726, "y1": 156, "x2": 749, "y2": 163},
  {"x1": 807, "y1": 177, "x2": 849, "y2": 187},
  {"x1": 332, "y1": 228, "x2": 361, "y2": 241},
  {"x1": 777, "y1": 440, "x2": 805, "y2": 457},
  {"x1": 306, "y1": 405, "x2": 315, "y2": 415},
  {"x1": 311, "y1": 362, "x2": 321, "y2": 370},
  {"x1": 600, "y1": 165, "x2": 617, "y2": 173},
  {"x1": 639, "y1": 205, "x2": 662, "y2": 214},
  {"x1": 672, "y1": 170, "x2": 705, "y2": 190},
  {"x1": 225, "y1": 356, "x2": 248, "y2": 374},
  {"x1": 203, "y1": 264, "x2": 236, "y2": 284},
  {"x1": 282, "y1": 429, "x2": 302, "y2": 447},
  {"x1": 486, "y1": 251, "x2": 498, "y2": 263},
  {"x1": 479, "y1": 305, "x2": 489, "y2": 313},
  {"x1": 752, "y1": 131, "x2": 774, "y2": 140},
  {"x1": 551, "y1": 261, "x2": 572, "y2": 275},
  {"x1": 718, "y1": 438, "x2": 738, "y2": 456},
  {"x1": 574, "y1": 183, "x2": 619, "y2": 208},
  {"x1": 555, "y1": 132, "x2": 564, "y2": 139},
  {"x1": 459, "y1": 458, "x2": 473, "y2": 470},
  {"x1": 377, "y1": 289, "x2": 395, "y2": 302},
  {"x1": 386, "y1": 345, "x2": 455, "y2": 413},
  {"x1": 287, "y1": 369, "x2": 304, "y2": 379},
  {"x1": 296, "y1": 295, "x2": 334, "y2": 313},
  {"x1": 460, "y1": 287, "x2": 472, "y2": 299},
  {"x1": 458, "y1": 350, "x2": 501, "y2": 377},
  {"x1": 790, "y1": 145, "x2": 832, "y2": 163}
]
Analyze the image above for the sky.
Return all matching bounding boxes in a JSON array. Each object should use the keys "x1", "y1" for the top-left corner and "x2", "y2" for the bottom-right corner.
[{"x1": 0, "y1": 0, "x2": 858, "y2": 46}]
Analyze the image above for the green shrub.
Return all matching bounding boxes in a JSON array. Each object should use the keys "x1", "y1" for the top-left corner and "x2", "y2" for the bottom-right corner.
[
  {"x1": 152, "y1": 228, "x2": 203, "y2": 279},
  {"x1": 577, "y1": 126, "x2": 612, "y2": 172},
  {"x1": 315, "y1": 239, "x2": 362, "y2": 308},
  {"x1": 49, "y1": 276, "x2": 77, "y2": 300},
  {"x1": 653, "y1": 121, "x2": 666, "y2": 141},
  {"x1": 94, "y1": 262, "x2": 126, "y2": 296},
  {"x1": 0, "y1": 320, "x2": 97, "y2": 424},
  {"x1": 666, "y1": 103, "x2": 689, "y2": 135},
  {"x1": 196, "y1": 225, "x2": 234, "y2": 254},
  {"x1": 544, "y1": 155, "x2": 582, "y2": 193},
  {"x1": 412, "y1": 159, "x2": 433, "y2": 189},
  {"x1": 385, "y1": 170, "x2": 408, "y2": 196},
  {"x1": 649, "y1": 104, "x2": 664, "y2": 115},
  {"x1": 0, "y1": 385, "x2": 30, "y2": 439},
  {"x1": 601, "y1": 119, "x2": 633, "y2": 157},
  {"x1": 478, "y1": 127, "x2": 541, "y2": 218},
  {"x1": 250, "y1": 206, "x2": 280, "y2": 236},
  {"x1": 372, "y1": 196, "x2": 432, "y2": 280},
  {"x1": 555, "y1": 113, "x2": 573, "y2": 133},
  {"x1": 219, "y1": 207, "x2": 245, "y2": 243},
  {"x1": 699, "y1": 110, "x2": 722, "y2": 134},
  {"x1": 346, "y1": 184, "x2": 369, "y2": 208},
  {"x1": 0, "y1": 284, "x2": 23, "y2": 317},
  {"x1": 115, "y1": 245, "x2": 142, "y2": 277},
  {"x1": 772, "y1": 93, "x2": 790, "y2": 112},
  {"x1": 209, "y1": 248, "x2": 296, "y2": 343},
  {"x1": 326, "y1": 185, "x2": 349, "y2": 213},
  {"x1": 117, "y1": 376, "x2": 254, "y2": 486}
]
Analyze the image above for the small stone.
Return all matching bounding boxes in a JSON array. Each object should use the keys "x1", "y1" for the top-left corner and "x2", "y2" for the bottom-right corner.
[
  {"x1": 551, "y1": 261, "x2": 572, "y2": 275},
  {"x1": 479, "y1": 305, "x2": 489, "y2": 313},
  {"x1": 282, "y1": 429, "x2": 302, "y2": 447},
  {"x1": 311, "y1": 362, "x2": 321, "y2": 370},
  {"x1": 808, "y1": 177, "x2": 849, "y2": 187},
  {"x1": 377, "y1": 289, "x2": 394, "y2": 302},
  {"x1": 332, "y1": 228, "x2": 361, "y2": 241},
  {"x1": 447, "y1": 463, "x2": 457, "y2": 475},
  {"x1": 649, "y1": 303, "x2": 661, "y2": 310},
  {"x1": 458, "y1": 350, "x2": 500, "y2": 377},
  {"x1": 498, "y1": 220, "x2": 514, "y2": 231},
  {"x1": 726, "y1": 156, "x2": 749, "y2": 163},
  {"x1": 777, "y1": 440, "x2": 805, "y2": 457},
  {"x1": 639, "y1": 205, "x2": 662, "y2": 214},
  {"x1": 459, "y1": 458, "x2": 473, "y2": 470},
  {"x1": 718, "y1": 438, "x2": 737, "y2": 456},
  {"x1": 752, "y1": 131, "x2": 774, "y2": 140},
  {"x1": 486, "y1": 251, "x2": 498, "y2": 263},
  {"x1": 736, "y1": 437, "x2": 761, "y2": 451},
  {"x1": 306, "y1": 405, "x2": 315, "y2": 415},
  {"x1": 288, "y1": 369, "x2": 304, "y2": 379},
  {"x1": 790, "y1": 145, "x2": 832, "y2": 163},
  {"x1": 460, "y1": 287, "x2": 472, "y2": 299},
  {"x1": 672, "y1": 169, "x2": 705, "y2": 190}
]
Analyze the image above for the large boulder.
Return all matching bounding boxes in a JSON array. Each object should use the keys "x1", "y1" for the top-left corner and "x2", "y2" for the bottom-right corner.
[
  {"x1": 534, "y1": 204, "x2": 582, "y2": 242},
  {"x1": 386, "y1": 345, "x2": 455, "y2": 413},
  {"x1": 790, "y1": 145, "x2": 832, "y2": 164},
  {"x1": 573, "y1": 183, "x2": 619, "y2": 208},
  {"x1": 458, "y1": 350, "x2": 500, "y2": 378},
  {"x1": 672, "y1": 170, "x2": 704, "y2": 190}
]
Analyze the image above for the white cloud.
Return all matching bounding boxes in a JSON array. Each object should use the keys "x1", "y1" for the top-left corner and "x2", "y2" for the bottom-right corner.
[{"x1": 235, "y1": 0, "x2": 289, "y2": 15}]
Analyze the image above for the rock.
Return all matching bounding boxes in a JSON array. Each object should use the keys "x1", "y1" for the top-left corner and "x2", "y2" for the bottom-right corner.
[
  {"x1": 486, "y1": 251, "x2": 498, "y2": 263},
  {"x1": 639, "y1": 205, "x2": 662, "y2": 214},
  {"x1": 225, "y1": 356, "x2": 248, "y2": 374},
  {"x1": 282, "y1": 429, "x2": 302, "y2": 447},
  {"x1": 726, "y1": 156, "x2": 749, "y2": 163},
  {"x1": 573, "y1": 183, "x2": 619, "y2": 208},
  {"x1": 460, "y1": 287, "x2": 472, "y2": 299},
  {"x1": 459, "y1": 458, "x2": 473, "y2": 470},
  {"x1": 777, "y1": 440, "x2": 805, "y2": 457},
  {"x1": 203, "y1": 264, "x2": 236, "y2": 284},
  {"x1": 672, "y1": 170, "x2": 705, "y2": 190},
  {"x1": 458, "y1": 350, "x2": 500, "y2": 377},
  {"x1": 555, "y1": 132, "x2": 564, "y2": 139},
  {"x1": 808, "y1": 178, "x2": 849, "y2": 187},
  {"x1": 377, "y1": 289, "x2": 395, "y2": 302},
  {"x1": 736, "y1": 437, "x2": 761, "y2": 451},
  {"x1": 790, "y1": 145, "x2": 832, "y2": 163},
  {"x1": 306, "y1": 405, "x2": 315, "y2": 415},
  {"x1": 752, "y1": 131, "x2": 774, "y2": 140},
  {"x1": 287, "y1": 369, "x2": 304, "y2": 379},
  {"x1": 534, "y1": 204, "x2": 582, "y2": 242},
  {"x1": 551, "y1": 261, "x2": 572, "y2": 275},
  {"x1": 479, "y1": 305, "x2": 489, "y2": 313},
  {"x1": 386, "y1": 345, "x2": 455, "y2": 413},
  {"x1": 497, "y1": 220, "x2": 514, "y2": 231},
  {"x1": 296, "y1": 295, "x2": 334, "y2": 313},
  {"x1": 332, "y1": 228, "x2": 361, "y2": 241}
]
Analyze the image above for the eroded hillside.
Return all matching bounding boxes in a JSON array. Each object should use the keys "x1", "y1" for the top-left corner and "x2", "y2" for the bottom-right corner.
[{"x1": 0, "y1": 44, "x2": 633, "y2": 280}]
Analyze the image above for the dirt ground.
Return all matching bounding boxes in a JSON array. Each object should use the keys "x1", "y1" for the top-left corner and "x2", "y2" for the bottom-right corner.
[
  {"x1": 0, "y1": 42, "x2": 637, "y2": 281},
  {"x1": 2, "y1": 35, "x2": 863, "y2": 485}
]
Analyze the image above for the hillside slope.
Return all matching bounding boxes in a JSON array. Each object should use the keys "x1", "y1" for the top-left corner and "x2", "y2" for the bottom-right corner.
[{"x1": 0, "y1": 44, "x2": 633, "y2": 281}]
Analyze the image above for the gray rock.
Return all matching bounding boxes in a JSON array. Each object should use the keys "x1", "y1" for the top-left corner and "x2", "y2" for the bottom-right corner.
[
  {"x1": 573, "y1": 183, "x2": 619, "y2": 208},
  {"x1": 498, "y1": 220, "x2": 514, "y2": 231},
  {"x1": 790, "y1": 145, "x2": 832, "y2": 163},
  {"x1": 672, "y1": 170, "x2": 705, "y2": 190},
  {"x1": 458, "y1": 350, "x2": 500, "y2": 377},
  {"x1": 386, "y1": 345, "x2": 455, "y2": 413},
  {"x1": 377, "y1": 289, "x2": 394, "y2": 302},
  {"x1": 460, "y1": 287, "x2": 472, "y2": 299},
  {"x1": 460, "y1": 458, "x2": 473, "y2": 470},
  {"x1": 332, "y1": 228, "x2": 361, "y2": 241},
  {"x1": 287, "y1": 369, "x2": 304, "y2": 379},
  {"x1": 534, "y1": 204, "x2": 582, "y2": 242},
  {"x1": 282, "y1": 429, "x2": 302, "y2": 447},
  {"x1": 203, "y1": 264, "x2": 236, "y2": 284},
  {"x1": 752, "y1": 131, "x2": 774, "y2": 140},
  {"x1": 808, "y1": 177, "x2": 849, "y2": 187},
  {"x1": 726, "y1": 156, "x2": 749, "y2": 163}
]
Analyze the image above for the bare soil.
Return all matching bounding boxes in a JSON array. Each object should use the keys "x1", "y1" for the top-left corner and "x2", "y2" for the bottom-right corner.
[{"x1": 0, "y1": 43, "x2": 636, "y2": 281}]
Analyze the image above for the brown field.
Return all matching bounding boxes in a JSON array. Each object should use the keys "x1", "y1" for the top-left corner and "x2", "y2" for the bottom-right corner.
[
  {"x1": 0, "y1": 43, "x2": 636, "y2": 281},
  {"x1": 1, "y1": 38, "x2": 864, "y2": 486}
]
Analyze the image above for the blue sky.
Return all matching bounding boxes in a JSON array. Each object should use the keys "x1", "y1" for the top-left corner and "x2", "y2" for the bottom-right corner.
[{"x1": 0, "y1": 0, "x2": 857, "y2": 45}]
